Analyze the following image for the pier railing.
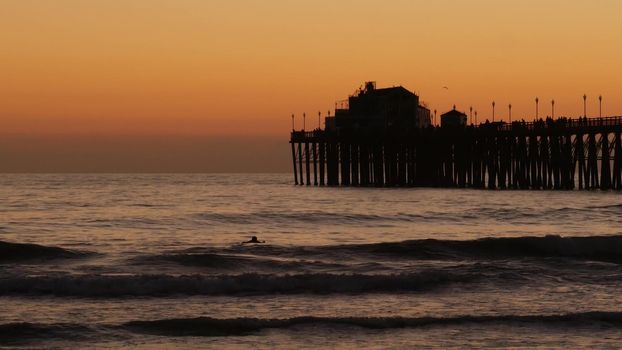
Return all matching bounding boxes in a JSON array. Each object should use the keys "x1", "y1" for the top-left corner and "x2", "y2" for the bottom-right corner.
[
  {"x1": 495, "y1": 116, "x2": 622, "y2": 131},
  {"x1": 291, "y1": 116, "x2": 622, "y2": 139}
]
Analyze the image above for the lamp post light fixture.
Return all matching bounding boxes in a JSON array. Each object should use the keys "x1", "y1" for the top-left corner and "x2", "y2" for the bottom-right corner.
[
  {"x1": 551, "y1": 100, "x2": 555, "y2": 119},
  {"x1": 470, "y1": 106, "x2": 473, "y2": 125},
  {"x1": 492, "y1": 101, "x2": 496, "y2": 122},
  {"x1": 535, "y1": 97, "x2": 539, "y2": 119},
  {"x1": 599, "y1": 95, "x2": 603, "y2": 118},
  {"x1": 509, "y1": 104, "x2": 512, "y2": 123},
  {"x1": 583, "y1": 94, "x2": 587, "y2": 118}
]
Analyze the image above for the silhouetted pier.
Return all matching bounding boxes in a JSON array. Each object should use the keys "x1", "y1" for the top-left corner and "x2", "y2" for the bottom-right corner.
[{"x1": 290, "y1": 116, "x2": 622, "y2": 190}]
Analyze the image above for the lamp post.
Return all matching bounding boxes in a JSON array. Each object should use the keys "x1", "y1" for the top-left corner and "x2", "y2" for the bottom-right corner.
[
  {"x1": 318, "y1": 111, "x2": 321, "y2": 129},
  {"x1": 303, "y1": 113, "x2": 306, "y2": 130},
  {"x1": 551, "y1": 99, "x2": 555, "y2": 119},
  {"x1": 434, "y1": 109, "x2": 437, "y2": 126},
  {"x1": 492, "y1": 101, "x2": 496, "y2": 122},
  {"x1": 475, "y1": 110, "x2": 478, "y2": 125},
  {"x1": 292, "y1": 114, "x2": 295, "y2": 130},
  {"x1": 509, "y1": 104, "x2": 512, "y2": 123},
  {"x1": 470, "y1": 106, "x2": 473, "y2": 125},
  {"x1": 583, "y1": 94, "x2": 587, "y2": 118},
  {"x1": 535, "y1": 97, "x2": 539, "y2": 119},
  {"x1": 599, "y1": 95, "x2": 603, "y2": 118}
]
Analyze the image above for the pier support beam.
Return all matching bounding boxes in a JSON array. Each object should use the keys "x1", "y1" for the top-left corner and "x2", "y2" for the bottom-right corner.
[
  {"x1": 614, "y1": 133, "x2": 622, "y2": 190},
  {"x1": 576, "y1": 134, "x2": 585, "y2": 190},
  {"x1": 291, "y1": 142, "x2": 298, "y2": 185},
  {"x1": 588, "y1": 133, "x2": 599, "y2": 189},
  {"x1": 601, "y1": 133, "x2": 611, "y2": 190},
  {"x1": 305, "y1": 142, "x2": 311, "y2": 186},
  {"x1": 312, "y1": 142, "x2": 318, "y2": 186},
  {"x1": 297, "y1": 142, "x2": 304, "y2": 185},
  {"x1": 319, "y1": 141, "x2": 325, "y2": 186}
]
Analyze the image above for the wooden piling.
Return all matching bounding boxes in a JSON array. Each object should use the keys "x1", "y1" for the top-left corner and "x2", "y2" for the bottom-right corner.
[
  {"x1": 601, "y1": 133, "x2": 611, "y2": 190},
  {"x1": 319, "y1": 141, "x2": 325, "y2": 186},
  {"x1": 291, "y1": 142, "x2": 298, "y2": 185},
  {"x1": 613, "y1": 133, "x2": 622, "y2": 190},
  {"x1": 297, "y1": 142, "x2": 304, "y2": 185},
  {"x1": 305, "y1": 142, "x2": 311, "y2": 186},
  {"x1": 312, "y1": 142, "x2": 318, "y2": 186}
]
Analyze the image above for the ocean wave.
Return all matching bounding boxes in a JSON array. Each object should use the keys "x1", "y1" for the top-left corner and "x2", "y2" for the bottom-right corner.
[
  {"x1": 346, "y1": 235, "x2": 622, "y2": 263},
  {"x1": 191, "y1": 205, "x2": 617, "y2": 226},
  {"x1": 6, "y1": 311, "x2": 622, "y2": 342},
  {"x1": 0, "y1": 322, "x2": 91, "y2": 343},
  {"x1": 586, "y1": 203, "x2": 622, "y2": 210},
  {"x1": 183, "y1": 235, "x2": 622, "y2": 264},
  {"x1": 125, "y1": 311, "x2": 622, "y2": 336},
  {"x1": 0, "y1": 271, "x2": 477, "y2": 297},
  {"x1": 134, "y1": 253, "x2": 345, "y2": 272},
  {"x1": 193, "y1": 211, "x2": 424, "y2": 225},
  {"x1": 0, "y1": 241, "x2": 92, "y2": 263}
]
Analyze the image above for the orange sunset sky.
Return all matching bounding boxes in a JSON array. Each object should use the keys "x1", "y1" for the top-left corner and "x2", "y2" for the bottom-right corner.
[{"x1": 2, "y1": 0, "x2": 622, "y2": 172}]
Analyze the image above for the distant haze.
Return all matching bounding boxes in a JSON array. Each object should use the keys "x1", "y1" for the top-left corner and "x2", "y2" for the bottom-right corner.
[
  {"x1": 0, "y1": 135, "x2": 290, "y2": 173},
  {"x1": 2, "y1": 1, "x2": 622, "y2": 172}
]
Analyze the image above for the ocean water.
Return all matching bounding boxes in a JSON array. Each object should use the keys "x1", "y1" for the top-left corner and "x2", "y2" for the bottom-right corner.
[{"x1": 2, "y1": 174, "x2": 622, "y2": 349}]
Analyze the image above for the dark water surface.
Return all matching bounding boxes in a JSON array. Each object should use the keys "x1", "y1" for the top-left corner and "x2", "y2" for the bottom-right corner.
[{"x1": 1, "y1": 174, "x2": 622, "y2": 349}]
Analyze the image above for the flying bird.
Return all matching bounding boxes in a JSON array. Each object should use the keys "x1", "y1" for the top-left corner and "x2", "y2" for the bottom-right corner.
[{"x1": 443, "y1": 86, "x2": 449, "y2": 90}]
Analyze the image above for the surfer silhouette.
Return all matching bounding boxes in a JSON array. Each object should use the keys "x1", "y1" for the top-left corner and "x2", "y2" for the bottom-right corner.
[{"x1": 242, "y1": 236, "x2": 265, "y2": 244}]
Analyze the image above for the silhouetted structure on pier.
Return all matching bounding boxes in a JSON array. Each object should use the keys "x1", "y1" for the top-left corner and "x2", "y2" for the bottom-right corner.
[
  {"x1": 441, "y1": 106, "x2": 467, "y2": 128},
  {"x1": 290, "y1": 83, "x2": 622, "y2": 190},
  {"x1": 325, "y1": 82, "x2": 431, "y2": 131}
]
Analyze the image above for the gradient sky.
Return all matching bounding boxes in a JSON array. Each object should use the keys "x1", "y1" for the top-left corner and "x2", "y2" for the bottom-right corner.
[{"x1": 2, "y1": 0, "x2": 621, "y2": 172}]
